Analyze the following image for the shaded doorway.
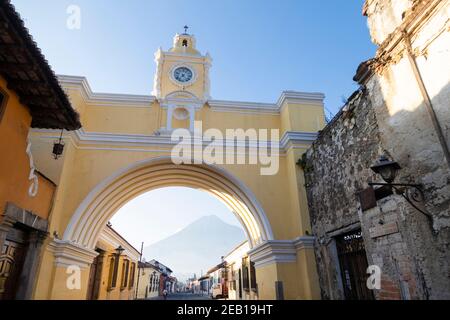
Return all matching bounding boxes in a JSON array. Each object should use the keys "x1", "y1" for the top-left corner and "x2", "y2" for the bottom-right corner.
[
  {"x1": 336, "y1": 229, "x2": 374, "y2": 300},
  {"x1": 0, "y1": 228, "x2": 27, "y2": 300},
  {"x1": 87, "y1": 249, "x2": 104, "y2": 300}
]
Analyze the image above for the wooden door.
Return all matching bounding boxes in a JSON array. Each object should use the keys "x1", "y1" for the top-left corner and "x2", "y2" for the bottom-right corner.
[
  {"x1": 87, "y1": 251, "x2": 103, "y2": 300},
  {"x1": 336, "y1": 230, "x2": 375, "y2": 300},
  {"x1": 0, "y1": 238, "x2": 27, "y2": 300}
]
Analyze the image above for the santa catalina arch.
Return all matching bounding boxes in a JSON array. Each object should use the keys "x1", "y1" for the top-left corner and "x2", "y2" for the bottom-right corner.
[{"x1": 30, "y1": 32, "x2": 325, "y2": 300}]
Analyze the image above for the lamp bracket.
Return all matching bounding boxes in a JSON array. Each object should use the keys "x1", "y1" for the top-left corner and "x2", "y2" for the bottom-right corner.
[{"x1": 369, "y1": 182, "x2": 432, "y2": 222}]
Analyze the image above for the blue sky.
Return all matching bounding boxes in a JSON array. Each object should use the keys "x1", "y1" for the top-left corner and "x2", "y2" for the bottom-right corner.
[
  {"x1": 12, "y1": 0, "x2": 375, "y2": 117},
  {"x1": 12, "y1": 1, "x2": 377, "y2": 248}
]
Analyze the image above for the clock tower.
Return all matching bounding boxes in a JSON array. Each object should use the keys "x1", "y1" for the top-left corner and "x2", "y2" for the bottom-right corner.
[
  {"x1": 152, "y1": 29, "x2": 211, "y2": 133},
  {"x1": 152, "y1": 30, "x2": 212, "y2": 102}
]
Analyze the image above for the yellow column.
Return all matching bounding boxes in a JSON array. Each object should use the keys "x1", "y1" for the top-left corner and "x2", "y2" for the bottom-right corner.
[
  {"x1": 36, "y1": 240, "x2": 98, "y2": 300},
  {"x1": 250, "y1": 237, "x2": 320, "y2": 300}
]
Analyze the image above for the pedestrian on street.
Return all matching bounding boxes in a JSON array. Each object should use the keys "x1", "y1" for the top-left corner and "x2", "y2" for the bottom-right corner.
[{"x1": 163, "y1": 289, "x2": 168, "y2": 300}]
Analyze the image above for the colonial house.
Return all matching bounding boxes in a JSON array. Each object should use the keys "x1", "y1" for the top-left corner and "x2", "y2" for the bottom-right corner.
[
  {"x1": 136, "y1": 260, "x2": 162, "y2": 300},
  {"x1": 0, "y1": 1, "x2": 80, "y2": 300},
  {"x1": 224, "y1": 241, "x2": 258, "y2": 300},
  {"x1": 148, "y1": 259, "x2": 176, "y2": 294},
  {"x1": 86, "y1": 224, "x2": 140, "y2": 300}
]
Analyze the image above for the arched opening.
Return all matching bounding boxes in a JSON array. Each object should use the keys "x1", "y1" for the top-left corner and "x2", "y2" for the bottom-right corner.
[
  {"x1": 62, "y1": 157, "x2": 274, "y2": 300},
  {"x1": 63, "y1": 157, "x2": 273, "y2": 250},
  {"x1": 109, "y1": 186, "x2": 250, "y2": 297}
]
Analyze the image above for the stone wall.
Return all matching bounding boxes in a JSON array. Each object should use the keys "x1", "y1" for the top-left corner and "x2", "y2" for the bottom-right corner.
[
  {"x1": 364, "y1": 0, "x2": 416, "y2": 45},
  {"x1": 302, "y1": 88, "x2": 383, "y2": 299},
  {"x1": 304, "y1": 0, "x2": 450, "y2": 300},
  {"x1": 304, "y1": 86, "x2": 449, "y2": 300}
]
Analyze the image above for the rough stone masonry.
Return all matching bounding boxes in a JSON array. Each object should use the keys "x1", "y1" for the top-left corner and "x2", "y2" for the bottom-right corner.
[{"x1": 303, "y1": 0, "x2": 450, "y2": 300}]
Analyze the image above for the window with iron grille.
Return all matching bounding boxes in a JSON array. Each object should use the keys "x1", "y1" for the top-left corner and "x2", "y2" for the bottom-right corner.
[
  {"x1": 121, "y1": 259, "x2": 130, "y2": 289},
  {"x1": 242, "y1": 257, "x2": 250, "y2": 291}
]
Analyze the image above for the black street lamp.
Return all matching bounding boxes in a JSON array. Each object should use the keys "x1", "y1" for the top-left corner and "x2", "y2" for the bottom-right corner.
[
  {"x1": 369, "y1": 156, "x2": 432, "y2": 222},
  {"x1": 370, "y1": 155, "x2": 401, "y2": 183},
  {"x1": 115, "y1": 245, "x2": 125, "y2": 256},
  {"x1": 52, "y1": 130, "x2": 65, "y2": 160}
]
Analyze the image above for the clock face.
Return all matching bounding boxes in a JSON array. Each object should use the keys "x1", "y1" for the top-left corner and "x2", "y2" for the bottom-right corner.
[{"x1": 173, "y1": 67, "x2": 193, "y2": 83}]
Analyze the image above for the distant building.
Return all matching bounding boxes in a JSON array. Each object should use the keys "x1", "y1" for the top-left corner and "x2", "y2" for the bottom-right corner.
[
  {"x1": 223, "y1": 241, "x2": 258, "y2": 300},
  {"x1": 86, "y1": 224, "x2": 140, "y2": 300},
  {"x1": 186, "y1": 274, "x2": 199, "y2": 293},
  {"x1": 208, "y1": 261, "x2": 228, "y2": 299},
  {"x1": 148, "y1": 259, "x2": 177, "y2": 294},
  {"x1": 136, "y1": 261, "x2": 162, "y2": 299},
  {"x1": 198, "y1": 275, "x2": 211, "y2": 295}
]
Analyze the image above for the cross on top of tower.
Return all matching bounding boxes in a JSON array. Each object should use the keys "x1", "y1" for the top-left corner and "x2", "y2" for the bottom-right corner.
[{"x1": 183, "y1": 25, "x2": 189, "y2": 34}]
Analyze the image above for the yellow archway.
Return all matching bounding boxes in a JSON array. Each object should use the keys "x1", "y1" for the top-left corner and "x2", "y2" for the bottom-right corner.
[{"x1": 63, "y1": 157, "x2": 274, "y2": 250}]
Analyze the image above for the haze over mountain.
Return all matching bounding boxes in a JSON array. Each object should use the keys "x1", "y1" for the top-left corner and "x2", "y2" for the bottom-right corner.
[{"x1": 143, "y1": 215, "x2": 246, "y2": 281}]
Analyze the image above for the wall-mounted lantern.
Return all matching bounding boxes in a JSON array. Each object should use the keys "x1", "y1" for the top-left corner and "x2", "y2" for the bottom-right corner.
[
  {"x1": 115, "y1": 245, "x2": 125, "y2": 256},
  {"x1": 370, "y1": 155, "x2": 401, "y2": 183},
  {"x1": 369, "y1": 155, "x2": 432, "y2": 223},
  {"x1": 52, "y1": 130, "x2": 65, "y2": 160}
]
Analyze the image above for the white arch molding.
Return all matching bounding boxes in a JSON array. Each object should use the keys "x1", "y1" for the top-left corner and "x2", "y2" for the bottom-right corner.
[{"x1": 63, "y1": 157, "x2": 274, "y2": 250}]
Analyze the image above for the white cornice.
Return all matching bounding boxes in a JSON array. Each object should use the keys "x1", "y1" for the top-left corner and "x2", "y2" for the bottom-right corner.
[
  {"x1": 58, "y1": 75, "x2": 324, "y2": 114},
  {"x1": 58, "y1": 75, "x2": 156, "y2": 108},
  {"x1": 293, "y1": 236, "x2": 316, "y2": 250},
  {"x1": 277, "y1": 91, "x2": 325, "y2": 109},
  {"x1": 163, "y1": 51, "x2": 205, "y2": 60},
  {"x1": 209, "y1": 91, "x2": 325, "y2": 115},
  {"x1": 159, "y1": 91, "x2": 204, "y2": 108},
  {"x1": 208, "y1": 100, "x2": 279, "y2": 115},
  {"x1": 48, "y1": 239, "x2": 99, "y2": 269},
  {"x1": 280, "y1": 131, "x2": 318, "y2": 151},
  {"x1": 248, "y1": 237, "x2": 315, "y2": 268},
  {"x1": 32, "y1": 128, "x2": 317, "y2": 155},
  {"x1": 248, "y1": 240, "x2": 297, "y2": 268}
]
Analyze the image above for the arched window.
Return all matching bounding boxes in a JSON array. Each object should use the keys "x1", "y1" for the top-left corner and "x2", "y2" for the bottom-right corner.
[{"x1": 182, "y1": 39, "x2": 188, "y2": 47}]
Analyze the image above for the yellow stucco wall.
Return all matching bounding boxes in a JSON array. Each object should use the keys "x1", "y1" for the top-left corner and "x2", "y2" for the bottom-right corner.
[
  {"x1": 0, "y1": 76, "x2": 55, "y2": 220},
  {"x1": 28, "y1": 33, "x2": 325, "y2": 299},
  {"x1": 136, "y1": 266, "x2": 161, "y2": 300},
  {"x1": 94, "y1": 242, "x2": 137, "y2": 301},
  {"x1": 30, "y1": 85, "x2": 324, "y2": 299}
]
